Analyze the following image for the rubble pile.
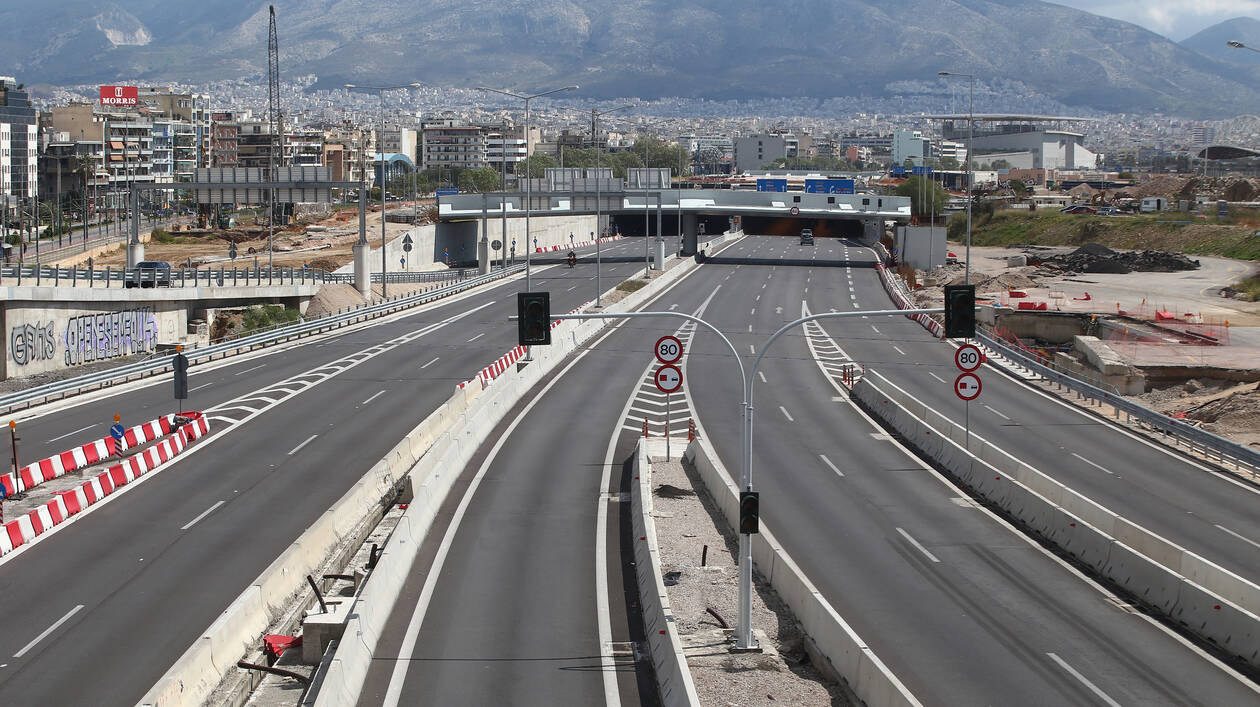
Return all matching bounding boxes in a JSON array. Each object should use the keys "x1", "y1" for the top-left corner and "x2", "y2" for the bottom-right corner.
[{"x1": 1038, "y1": 243, "x2": 1200, "y2": 275}]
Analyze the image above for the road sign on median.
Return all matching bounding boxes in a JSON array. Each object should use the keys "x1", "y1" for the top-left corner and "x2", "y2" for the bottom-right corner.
[
  {"x1": 403, "y1": 234, "x2": 413, "y2": 253},
  {"x1": 110, "y1": 423, "x2": 125, "y2": 440},
  {"x1": 954, "y1": 372, "x2": 982, "y2": 401},
  {"x1": 655, "y1": 335, "x2": 683, "y2": 364},
  {"x1": 955, "y1": 343, "x2": 983, "y2": 372},
  {"x1": 655, "y1": 364, "x2": 683, "y2": 394}
]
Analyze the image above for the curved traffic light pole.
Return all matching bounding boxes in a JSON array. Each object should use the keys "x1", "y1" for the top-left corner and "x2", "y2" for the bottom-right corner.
[{"x1": 548, "y1": 305, "x2": 944, "y2": 650}]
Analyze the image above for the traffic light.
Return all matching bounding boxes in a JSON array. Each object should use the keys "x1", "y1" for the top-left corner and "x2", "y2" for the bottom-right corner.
[
  {"x1": 944, "y1": 285, "x2": 976, "y2": 339},
  {"x1": 517, "y1": 291, "x2": 552, "y2": 346},
  {"x1": 739, "y1": 491, "x2": 760, "y2": 534},
  {"x1": 173, "y1": 350, "x2": 189, "y2": 400}
]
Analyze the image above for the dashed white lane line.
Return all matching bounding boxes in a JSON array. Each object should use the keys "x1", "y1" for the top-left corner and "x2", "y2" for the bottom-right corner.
[
  {"x1": 567, "y1": 285, "x2": 577, "y2": 291},
  {"x1": 755, "y1": 294, "x2": 761, "y2": 302},
  {"x1": 1070, "y1": 452, "x2": 1115, "y2": 476},
  {"x1": 181, "y1": 500, "x2": 225, "y2": 531},
  {"x1": 758, "y1": 371, "x2": 767, "y2": 383},
  {"x1": 14, "y1": 605, "x2": 84, "y2": 658},
  {"x1": 1214, "y1": 524, "x2": 1260, "y2": 551},
  {"x1": 420, "y1": 357, "x2": 440, "y2": 369},
  {"x1": 749, "y1": 344, "x2": 756, "y2": 354},
  {"x1": 751, "y1": 308, "x2": 756, "y2": 316},
  {"x1": 190, "y1": 382, "x2": 213, "y2": 393},
  {"x1": 234, "y1": 364, "x2": 266, "y2": 376},
  {"x1": 870, "y1": 325, "x2": 880, "y2": 334},
  {"x1": 984, "y1": 404, "x2": 1011, "y2": 420},
  {"x1": 892, "y1": 346, "x2": 906, "y2": 356},
  {"x1": 362, "y1": 390, "x2": 387, "y2": 405},
  {"x1": 466, "y1": 332, "x2": 485, "y2": 342},
  {"x1": 287, "y1": 434, "x2": 318, "y2": 456},
  {"x1": 47, "y1": 425, "x2": 94, "y2": 444},
  {"x1": 819, "y1": 454, "x2": 844, "y2": 478},
  {"x1": 1046, "y1": 653, "x2": 1122, "y2": 707},
  {"x1": 928, "y1": 372, "x2": 946, "y2": 383},
  {"x1": 779, "y1": 405, "x2": 795, "y2": 422},
  {"x1": 896, "y1": 527, "x2": 941, "y2": 563}
]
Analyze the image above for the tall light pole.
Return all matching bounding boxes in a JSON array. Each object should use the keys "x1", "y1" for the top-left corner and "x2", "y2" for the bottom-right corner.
[
  {"x1": 477, "y1": 85, "x2": 579, "y2": 292},
  {"x1": 939, "y1": 71, "x2": 974, "y2": 284},
  {"x1": 345, "y1": 82, "x2": 421, "y2": 298}
]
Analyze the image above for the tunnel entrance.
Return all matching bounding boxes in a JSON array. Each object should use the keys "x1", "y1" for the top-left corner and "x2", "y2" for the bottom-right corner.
[{"x1": 740, "y1": 216, "x2": 864, "y2": 240}]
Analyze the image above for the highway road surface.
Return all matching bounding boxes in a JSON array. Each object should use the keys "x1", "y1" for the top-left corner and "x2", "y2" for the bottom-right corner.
[{"x1": 0, "y1": 237, "x2": 648, "y2": 706}]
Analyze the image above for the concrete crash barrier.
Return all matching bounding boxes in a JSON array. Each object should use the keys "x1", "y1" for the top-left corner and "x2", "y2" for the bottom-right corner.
[
  {"x1": 1, "y1": 413, "x2": 177, "y2": 496},
  {"x1": 634, "y1": 441, "x2": 703, "y2": 707},
  {"x1": 683, "y1": 436, "x2": 922, "y2": 707},
  {"x1": 852, "y1": 371, "x2": 1260, "y2": 669},
  {"x1": 0, "y1": 412, "x2": 209, "y2": 559}
]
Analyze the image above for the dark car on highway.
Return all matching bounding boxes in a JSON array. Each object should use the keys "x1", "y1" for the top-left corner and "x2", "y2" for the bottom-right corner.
[
  {"x1": 126, "y1": 260, "x2": 173, "y2": 288},
  {"x1": 800, "y1": 228, "x2": 815, "y2": 245}
]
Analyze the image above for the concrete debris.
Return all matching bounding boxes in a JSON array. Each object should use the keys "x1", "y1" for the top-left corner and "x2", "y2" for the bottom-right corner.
[{"x1": 1038, "y1": 244, "x2": 1200, "y2": 275}]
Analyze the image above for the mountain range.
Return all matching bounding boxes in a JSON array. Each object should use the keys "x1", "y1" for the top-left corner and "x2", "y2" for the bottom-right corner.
[{"x1": 1, "y1": 0, "x2": 1259, "y2": 118}]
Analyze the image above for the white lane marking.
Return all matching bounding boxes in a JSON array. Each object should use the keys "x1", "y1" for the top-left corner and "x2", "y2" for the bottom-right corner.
[
  {"x1": 362, "y1": 390, "x2": 387, "y2": 405},
  {"x1": 748, "y1": 325, "x2": 753, "y2": 332},
  {"x1": 750, "y1": 308, "x2": 756, "y2": 316},
  {"x1": 14, "y1": 605, "x2": 84, "y2": 658},
  {"x1": 819, "y1": 454, "x2": 844, "y2": 478},
  {"x1": 779, "y1": 405, "x2": 794, "y2": 422},
  {"x1": 234, "y1": 364, "x2": 266, "y2": 376},
  {"x1": 420, "y1": 357, "x2": 440, "y2": 369},
  {"x1": 181, "y1": 500, "x2": 225, "y2": 530},
  {"x1": 896, "y1": 527, "x2": 941, "y2": 563},
  {"x1": 870, "y1": 325, "x2": 880, "y2": 334},
  {"x1": 190, "y1": 382, "x2": 213, "y2": 392},
  {"x1": 892, "y1": 346, "x2": 906, "y2": 356},
  {"x1": 47, "y1": 425, "x2": 94, "y2": 444},
  {"x1": 669, "y1": 303, "x2": 680, "y2": 310},
  {"x1": 287, "y1": 434, "x2": 318, "y2": 456},
  {"x1": 758, "y1": 371, "x2": 767, "y2": 383},
  {"x1": 928, "y1": 372, "x2": 946, "y2": 383},
  {"x1": 1214, "y1": 524, "x2": 1260, "y2": 551},
  {"x1": 984, "y1": 404, "x2": 1011, "y2": 421},
  {"x1": 1046, "y1": 653, "x2": 1122, "y2": 707},
  {"x1": 567, "y1": 285, "x2": 577, "y2": 291},
  {"x1": 762, "y1": 283, "x2": 767, "y2": 289},
  {"x1": 749, "y1": 344, "x2": 756, "y2": 354},
  {"x1": 381, "y1": 321, "x2": 628, "y2": 707},
  {"x1": 1070, "y1": 452, "x2": 1115, "y2": 476},
  {"x1": 466, "y1": 332, "x2": 485, "y2": 342},
  {"x1": 755, "y1": 294, "x2": 761, "y2": 302}
]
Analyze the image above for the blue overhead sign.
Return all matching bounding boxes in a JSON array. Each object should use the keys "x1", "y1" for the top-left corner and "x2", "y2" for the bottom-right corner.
[
  {"x1": 435, "y1": 188, "x2": 459, "y2": 196},
  {"x1": 892, "y1": 165, "x2": 906, "y2": 175},
  {"x1": 804, "y1": 179, "x2": 855, "y2": 194},
  {"x1": 756, "y1": 179, "x2": 788, "y2": 192}
]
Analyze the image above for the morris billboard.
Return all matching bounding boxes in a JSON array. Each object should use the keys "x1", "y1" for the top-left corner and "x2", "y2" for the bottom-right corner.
[{"x1": 99, "y1": 85, "x2": 138, "y2": 106}]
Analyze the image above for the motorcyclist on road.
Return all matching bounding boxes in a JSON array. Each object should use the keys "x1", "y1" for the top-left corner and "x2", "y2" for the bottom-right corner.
[{"x1": 567, "y1": 250, "x2": 577, "y2": 268}]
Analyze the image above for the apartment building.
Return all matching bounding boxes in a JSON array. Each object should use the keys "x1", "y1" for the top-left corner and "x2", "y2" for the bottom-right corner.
[
  {"x1": 420, "y1": 120, "x2": 487, "y2": 170},
  {"x1": 0, "y1": 76, "x2": 38, "y2": 218}
]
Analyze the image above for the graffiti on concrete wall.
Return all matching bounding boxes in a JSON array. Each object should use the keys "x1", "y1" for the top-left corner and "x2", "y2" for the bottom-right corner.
[
  {"x1": 10, "y1": 321, "x2": 58, "y2": 366},
  {"x1": 63, "y1": 308, "x2": 159, "y2": 366}
]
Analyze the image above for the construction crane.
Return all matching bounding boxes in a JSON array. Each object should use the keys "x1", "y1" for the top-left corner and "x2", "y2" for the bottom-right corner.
[{"x1": 266, "y1": 4, "x2": 283, "y2": 266}]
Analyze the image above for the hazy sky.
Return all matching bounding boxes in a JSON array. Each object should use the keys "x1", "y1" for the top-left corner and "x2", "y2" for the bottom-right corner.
[{"x1": 1047, "y1": 1, "x2": 1259, "y2": 41}]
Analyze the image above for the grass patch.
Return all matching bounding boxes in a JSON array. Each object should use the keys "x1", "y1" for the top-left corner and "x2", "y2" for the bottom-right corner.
[
  {"x1": 1235, "y1": 275, "x2": 1260, "y2": 301},
  {"x1": 616, "y1": 279, "x2": 647, "y2": 293},
  {"x1": 241, "y1": 305, "x2": 300, "y2": 332}
]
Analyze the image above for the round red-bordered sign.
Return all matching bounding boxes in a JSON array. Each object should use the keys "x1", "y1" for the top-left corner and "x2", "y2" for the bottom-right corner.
[
  {"x1": 655, "y1": 364, "x2": 683, "y2": 394},
  {"x1": 954, "y1": 372, "x2": 982, "y2": 401},
  {"x1": 655, "y1": 335, "x2": 683, "y2": 364},
  {"x1": 789, "y1": 206, "x2": 800, "y2": 215},
  {"x1": 955, "y1": 343, "x2": 983, "y2": 372}
]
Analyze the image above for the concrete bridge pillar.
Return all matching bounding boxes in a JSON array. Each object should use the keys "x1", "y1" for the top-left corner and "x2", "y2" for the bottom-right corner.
[
  {"x1": 681, "y1": 213, "x2": 699, "y2": 255},
  {"x1": 478, "y1": 194, "x2": 490, "y2": 275},
  {"x1": 863, "y1": 219, "x2": 881, "y2": 245},
  {"x1": 354, "y1": 191, "x2": 370, "y2": 297}
]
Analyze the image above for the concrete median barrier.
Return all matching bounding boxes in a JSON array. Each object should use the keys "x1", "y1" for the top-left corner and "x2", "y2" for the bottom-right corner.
[{"x1": 683, "y1": 437, "x2": 922, "y2": 707}]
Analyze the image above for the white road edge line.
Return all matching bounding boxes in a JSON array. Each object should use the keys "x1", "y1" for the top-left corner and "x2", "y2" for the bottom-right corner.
[
  {"x1": 1214, "y1": 524, "x2": 1260, "y2": 551},
  {"x1": 819, "y1": 454, "x2": 844, "y2": 478},
  {"x1": 1046, "y1": 652, "x2": 1122, "y2": 707},
  {"x1": 896, "y1": 527, "x2": 941, "y2": 563},
  {"x1": 287, "y1": 434, "x2": 318, "y2": 456},
  {"x1": 181, "y1": 500, "x2": 225, "y2": 531},
  {"x1": 47, "y1": 425, "x2": 93, "y2": 444},
  {"x1": 362, "y1": 390, "x2": 387, "y2": 405},
  {"x1": 14, "y1": 605, "x2": 84, "y2": 658},
  {"x1": 1070, "y1": 452, "x2": 1115, "y2": 476}
]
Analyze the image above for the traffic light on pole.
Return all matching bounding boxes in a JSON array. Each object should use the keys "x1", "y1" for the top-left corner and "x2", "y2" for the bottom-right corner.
[
  {"x1": 944, "y1": 285, "x2": 976, "y2": 339},
  {"x1": 739, "y1": 491, "x2": 759, "y2": 534},
  {"x1": 517, "y1": 291, "x2": 552, "y2": 346}
]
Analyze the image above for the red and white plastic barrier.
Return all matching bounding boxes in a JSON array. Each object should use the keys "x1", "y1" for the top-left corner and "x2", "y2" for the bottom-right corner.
[
  {"x1": 535, "y1": 235, "x2": 623, "y2": 253},
  {"x1": 457, "y1": 300, "x2": 594, "y2": 390},
  {"x1": 0, "y1": 412, "x2": 210, "y2": 558},
  {"x1": 874, "y1": 263, "x2": 944, "y2": 338},
  {"x1": 1, "y1": 414, "x2": 177, "y2": 497}
]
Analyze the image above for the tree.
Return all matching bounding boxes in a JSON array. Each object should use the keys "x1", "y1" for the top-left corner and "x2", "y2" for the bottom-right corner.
[
  {"x1": 458, "y1": 167, "x2": 502, "y2": 193},
  {"x1": 630, "y1": 136, "x2": 690, "y2": 177},
  {"x1": 520, "y1": 153, "x2": 559, "y2": 179},
  {"x1": 893, "y1": 176, "x2": 948, "y2": 219},
  {"x1": 991, "y1": 159, "x2": 1011, "y2": 170},
  {"x1": 1009, "y1": 179, "x2": 1028, "y2": 199},
  {"x1": 938, "y1": 156, "x2": 960, "y2": 170}
]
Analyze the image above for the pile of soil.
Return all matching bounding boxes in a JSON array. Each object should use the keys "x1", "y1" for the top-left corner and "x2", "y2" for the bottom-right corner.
[
  {"x1": 1129, "y1": 175, "x2": 1196, "y2": 200},
  {"x1": 1186, "y1": 387, "x2": 1260, "y2": 435},
  {"x1": 1039, "y1": 243, "x2": 1200, "y2": 275},
  {"x1": 946, "y1": 269, "x2": 1038, "y2": 292}
]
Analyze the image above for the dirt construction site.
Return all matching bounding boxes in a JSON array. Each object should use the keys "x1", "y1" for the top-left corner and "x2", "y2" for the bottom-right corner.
[{"x1": 907, "y1": 241, "x2": 1260, "y2": 450}]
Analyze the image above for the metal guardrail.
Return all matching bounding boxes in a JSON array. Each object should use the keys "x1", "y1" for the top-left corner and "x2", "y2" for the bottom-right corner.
[
  {"x1": 977, "y1": 329, "x2": 1260, "y2": 477},
  {"x1": 0, "y1": 264, "x2": 469, "y2": 288},
  {"x1": 0, "y1": 263, "x2": 526, "y2": 415}
]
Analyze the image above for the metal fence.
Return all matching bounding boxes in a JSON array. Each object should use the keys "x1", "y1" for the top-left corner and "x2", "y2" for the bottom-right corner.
[
  {"x1": 0, "y1": 263, "x2": 526, "y2": 415},
  {"x1": 0, "y1": 264, "x2": 471, "y2": 288},
  {"x1": 977, "y1": 329, "x2": 1260, "y2": 477}
]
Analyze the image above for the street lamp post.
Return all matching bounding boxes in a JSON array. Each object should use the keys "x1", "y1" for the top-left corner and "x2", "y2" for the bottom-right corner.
[
  {"x1": 477, "y1": 85, "x2": 579, "y2": 292},
  {"x1": 345, "y1": 82, "x2": 421, "y2": 298},
  {"x1": 939, "y1": 71, "x2": 974, "y2": 285}
]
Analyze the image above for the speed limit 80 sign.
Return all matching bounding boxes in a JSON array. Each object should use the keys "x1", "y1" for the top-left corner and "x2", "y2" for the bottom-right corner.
[
  {"x1": 655, "y1": 335, "x2": 683, "y2": 364},
  {"x1": 955, "y1": 343, "x2": 983, "y2": 372}
]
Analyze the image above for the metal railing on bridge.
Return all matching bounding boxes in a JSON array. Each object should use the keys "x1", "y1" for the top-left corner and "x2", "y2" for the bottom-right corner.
[
  {"x1": 0, "y1": 263, "x2": 526, "y2": 415},
  {"x1": 0, "y1": 264, "x2": 473, "y2": 289}
]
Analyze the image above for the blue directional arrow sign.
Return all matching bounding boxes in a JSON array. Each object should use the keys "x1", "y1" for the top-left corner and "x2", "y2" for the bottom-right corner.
[{"x1": 110, "y1": 424, "x2": 125, "y2": 441}]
